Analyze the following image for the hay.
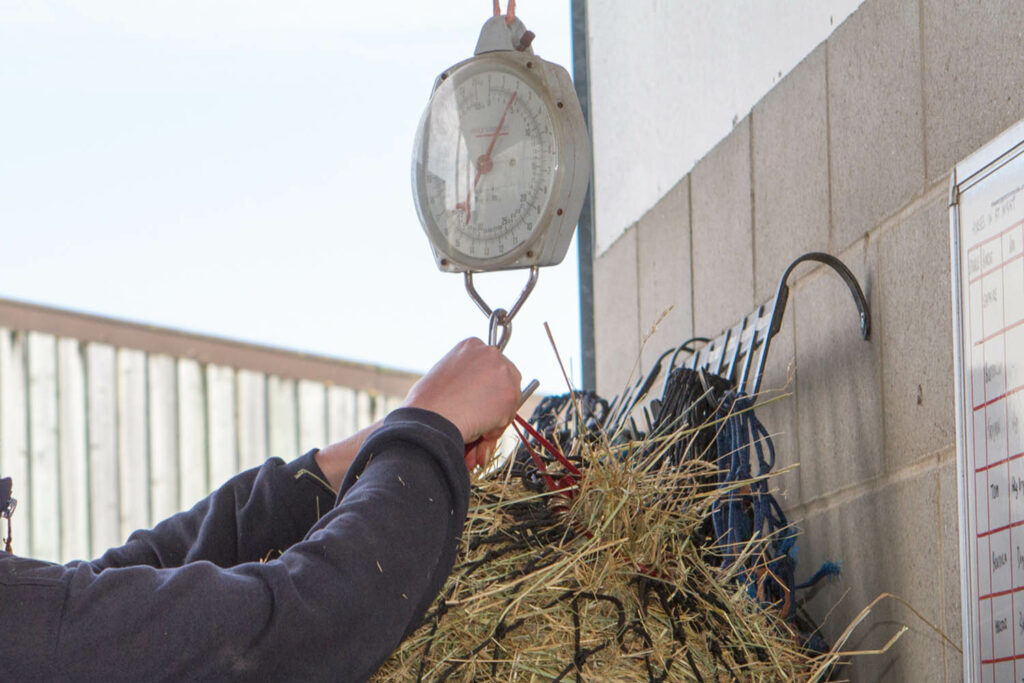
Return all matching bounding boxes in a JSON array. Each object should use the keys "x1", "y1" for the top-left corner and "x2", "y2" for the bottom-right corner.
[{"x1": 372, "y1": 396, "x2": 843, "y2": 682}]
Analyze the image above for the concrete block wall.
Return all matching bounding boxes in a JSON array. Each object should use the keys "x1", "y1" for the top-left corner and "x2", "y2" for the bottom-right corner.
[{"x1": 590, "y1": 0, "x2": 1024, "y2": 679}]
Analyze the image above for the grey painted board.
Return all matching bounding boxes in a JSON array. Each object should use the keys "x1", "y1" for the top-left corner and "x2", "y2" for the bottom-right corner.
[
  {"x1": 298, "y1": 380, "x2": 327, "y2": 454},
  {"x1": 27, "y1": 332, "x2": 59, "y2": 562},
  {"x1": 268, "y1": 375, "x2": 298, "y2": 461},
  {"x1": 118, "y1": 349, "x2": 150, "y2": 541},
  {"x1": 237, "y1": 369, "x2": 268, "y2": 471},
  {"x1": 327, "y1": 385, "x2": 358, "y2": 443},
  {"x1": 0, "y1": 329, "x2": 29, "y2": 553},
  {"x1": 177, "y1": 358, "x2": 207, "y2": 510},
  {"x1": 372, "y1": 393, "x2": 389, "y2": 424},
  {"x1": 87, "y1": 343, "x2": 120, "y2": 553},
  {"x1": 356, "y1": 392, "x2": 374, "y2": 432},
  {"x1": 206, "y1": 364, "x2": 238, "y2": 491},
  {"x1": 58, "y1": 338, "x2": 89, "y2": 561},
  {"x1": 148, "y1": 354, "x2": 179, "y2": 525}
]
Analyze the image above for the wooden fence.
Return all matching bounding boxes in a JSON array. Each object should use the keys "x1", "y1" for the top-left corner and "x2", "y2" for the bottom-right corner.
[{"x1": 0, "y1": 299, "x2": 419, "y2": 564}]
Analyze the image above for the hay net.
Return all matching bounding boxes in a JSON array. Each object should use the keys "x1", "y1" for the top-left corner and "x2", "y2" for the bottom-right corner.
[{"x1": 373, "y1": 367, "x2": 839, "y2": 682}]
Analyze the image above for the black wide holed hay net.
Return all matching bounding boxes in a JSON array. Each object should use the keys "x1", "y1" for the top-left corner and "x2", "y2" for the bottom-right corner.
[{"x1": 373, "y1": 369, "x2": 840, "y2": 682}]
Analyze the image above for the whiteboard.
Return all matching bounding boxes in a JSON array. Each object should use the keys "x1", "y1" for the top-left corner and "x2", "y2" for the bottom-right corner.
[{"x1": 951, "y1": 118, "x2": 1024, "y2": 683}]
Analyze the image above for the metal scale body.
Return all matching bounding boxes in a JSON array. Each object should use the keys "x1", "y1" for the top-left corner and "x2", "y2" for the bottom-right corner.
[{"x1": 411, "y1": 9, "x2": 590, "y2": 351}]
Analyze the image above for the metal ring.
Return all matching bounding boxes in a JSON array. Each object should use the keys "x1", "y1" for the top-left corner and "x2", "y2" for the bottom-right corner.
[{"x1": 488, "y1": 309, "x2": 512, "y2": 351}]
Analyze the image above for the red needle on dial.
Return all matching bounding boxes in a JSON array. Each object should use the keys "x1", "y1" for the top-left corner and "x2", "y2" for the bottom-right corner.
[{"x1": 455, "y1": 90, "x2": 518, "y2": 224}]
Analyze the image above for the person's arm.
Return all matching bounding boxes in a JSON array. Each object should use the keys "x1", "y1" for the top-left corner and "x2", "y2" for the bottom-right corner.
[
  {"x1": 87, "y1": 419, "x2": 382, "y2": 572},
  {"x1": 1, "y1": 408, "x2": 467, "y2": 681},
  {"x1": 86, "y1": 450, "x2": 338, "y2": 571},
  {"x1": 86, "y1": 330, "x2": 513, "y2": 573},
  {"x1": 0, "y1": 338, "x2": 522, "y2": 681}
]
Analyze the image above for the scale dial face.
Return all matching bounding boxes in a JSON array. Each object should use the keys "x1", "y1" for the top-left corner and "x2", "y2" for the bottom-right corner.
[{"x1": 414, "y1": 57, "x2": 560, "y2": 269}]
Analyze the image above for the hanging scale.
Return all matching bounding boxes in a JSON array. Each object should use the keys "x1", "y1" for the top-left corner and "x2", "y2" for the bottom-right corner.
[{"x1": 411, "y1": 0, "x2": 591, "y2": 351}]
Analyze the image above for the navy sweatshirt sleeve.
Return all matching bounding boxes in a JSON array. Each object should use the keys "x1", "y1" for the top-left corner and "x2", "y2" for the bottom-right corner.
[
  {"x1": 0, "y1": 407, "x2": 469, "y2": 682},
  {"x1": 87, "y1": 449, "x2": 338, "y2": 571}
]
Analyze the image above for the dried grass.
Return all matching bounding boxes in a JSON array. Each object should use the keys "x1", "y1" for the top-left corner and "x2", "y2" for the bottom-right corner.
[{"x1": 372, "y1": 407, "x2": 860, "y2": 682}]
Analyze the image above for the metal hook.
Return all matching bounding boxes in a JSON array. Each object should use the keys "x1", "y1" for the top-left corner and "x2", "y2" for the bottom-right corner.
[
  {"x1": 769, "y1": 252, "x2": 870, "y2": 341},
  {"x1": 465, "y1": 269, "x2": 540, "y2": 435},
  {"x1": 464, "y1": 266, "x2": 539, "y2": 350},
  {"x1": 610, "y1": 347, "x2": 674, "y2": 432},
  {"x1": 750, "y1": 251, "x2": 871, "y2": 396},
  {"x1": 660, "y1": 336, "x2": 711, "y2": 397}
]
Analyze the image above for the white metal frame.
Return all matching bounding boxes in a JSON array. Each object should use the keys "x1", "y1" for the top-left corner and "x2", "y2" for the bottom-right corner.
[{"x1": 949, "y1": 117, "x2": 1024, "y2": 683}]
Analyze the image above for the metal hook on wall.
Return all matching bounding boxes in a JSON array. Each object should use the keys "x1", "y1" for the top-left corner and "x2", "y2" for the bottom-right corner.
[
  {"x1": 606, "y1": 251, "x2": 871, "y2": 435},
  {"x1": 749, "y1": 251, "x2": 871, "y2": 396},
  {"x1": 769, "y1": 252, "x2": 870, "y2": 341}
]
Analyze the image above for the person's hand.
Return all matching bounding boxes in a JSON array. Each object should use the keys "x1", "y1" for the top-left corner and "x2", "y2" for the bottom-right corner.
[{"x1": 402, "y1": 338, "x2": 522, "y2": 471}]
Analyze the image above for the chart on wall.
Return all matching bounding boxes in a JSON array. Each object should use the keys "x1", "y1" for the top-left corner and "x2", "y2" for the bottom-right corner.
[{"x1": 952, "y1": 119, "x2": 1024, "y2": 683}]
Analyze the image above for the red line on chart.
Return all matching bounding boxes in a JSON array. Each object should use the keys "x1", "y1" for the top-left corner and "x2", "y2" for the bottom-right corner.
[
  {"x1": 982, "y1": 653, "x2": 1024, "y2": 665},
  {"x1": 966, "y1": 218, "x2": 1024, "y2": 255},
  {"x1": 973, "y1": 384, "x2": 1024, "y2": 413},
  {"x1": 975, "y1": 318, "x2": 1024, "y2": 347},
  {"x1": 978, "y1": 584, "x2": 1024, "y2": 602},
  {"x1": 976, "y1": 518, "x2": 1024, "y2": 540},
  {"x1": 975, "y1": 449, "x2": 1024, "y2": 475},
  {"x1": 968, "y1": 249, "x2": 1023, "y2": 286},
  {"x1": 966, "y1": 218, "x2": 1024, "y2": 249},
  {"x1": 968, "y1": 220, "x2": 1023, "y2": 251}
]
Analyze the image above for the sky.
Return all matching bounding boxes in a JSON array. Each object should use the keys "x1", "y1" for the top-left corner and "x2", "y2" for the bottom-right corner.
[{"x1": 0, "y1": 0, "x2": 582, "y2": 394}]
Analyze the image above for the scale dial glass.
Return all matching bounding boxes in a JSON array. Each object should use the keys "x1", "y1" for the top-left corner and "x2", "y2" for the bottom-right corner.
[{"x1": 415, "y1": 60, "x2": 559, "y2": 268}]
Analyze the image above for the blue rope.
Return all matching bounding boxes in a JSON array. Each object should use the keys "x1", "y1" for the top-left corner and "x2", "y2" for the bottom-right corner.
[{"x1": 711, "y1": 392, "x2": 836, "y2": 621}]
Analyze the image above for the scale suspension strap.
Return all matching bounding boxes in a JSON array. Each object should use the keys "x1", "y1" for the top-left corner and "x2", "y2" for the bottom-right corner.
[
  {"x1": 464, "y1": 266, "x2": 539, "y2": 351},
  {"x1": 492, "y1": 0, "x2": 516, "y2": 23}
]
